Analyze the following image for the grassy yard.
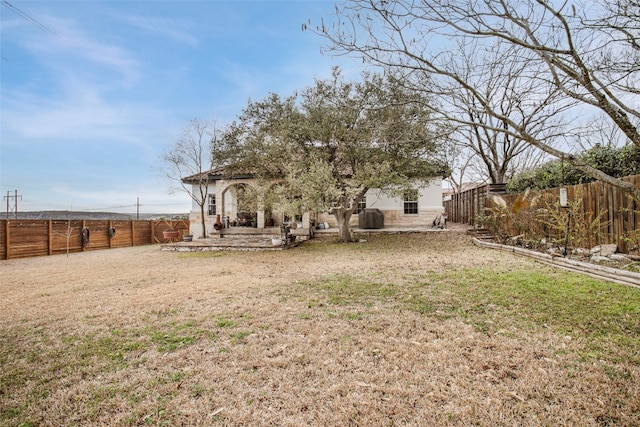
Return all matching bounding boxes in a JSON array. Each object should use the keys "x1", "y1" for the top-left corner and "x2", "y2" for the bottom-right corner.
[{"x1": 1, "y1": 232, "x2": 639, "y2": 426}]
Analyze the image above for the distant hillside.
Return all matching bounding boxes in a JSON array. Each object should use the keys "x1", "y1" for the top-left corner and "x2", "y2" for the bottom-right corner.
[{"x1": 8, "y1": 211, "x2": 188, "y2": 221}]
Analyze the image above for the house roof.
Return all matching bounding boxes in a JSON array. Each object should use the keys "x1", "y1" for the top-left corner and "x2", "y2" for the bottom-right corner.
[{"x1": 181, "y1": 167, "x2": 256, "y2": 184}]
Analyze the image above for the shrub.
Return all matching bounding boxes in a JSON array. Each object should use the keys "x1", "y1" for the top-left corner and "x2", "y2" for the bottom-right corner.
[
  {"x1": 479, "y1": 188, "x2": 608, "y2": 252},
  {"x1": 508, "y1": 144, "x2": 640, "y2": 193}
]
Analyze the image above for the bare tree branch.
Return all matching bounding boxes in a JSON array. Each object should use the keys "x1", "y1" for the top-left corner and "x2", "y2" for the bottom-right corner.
[
  {"x1": 162, "y1": 118, "x2": 222, "y2": 238},
  {"x1": 313, "y1": 0, "x2": 640, "y2": 200}
]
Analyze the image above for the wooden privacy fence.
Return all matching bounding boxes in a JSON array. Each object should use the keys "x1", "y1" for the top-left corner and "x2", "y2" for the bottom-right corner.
[
  {"x1": 0, "y1": 219, "x2": 189, "y2": 260},
  {"x1": 444, "y1": 175, "x2": 640, "y2": 254},
  {"x1": 444, "y1": 183, "x2": 507, "y2": 225}
]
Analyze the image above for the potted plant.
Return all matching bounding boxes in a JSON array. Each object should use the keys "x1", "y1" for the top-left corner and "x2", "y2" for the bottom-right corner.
[
  {"x1": 264, "y1": 207, "x2": 275, "y2": 227},
  {"x1": 163, "y1": 227, "x2": 180, "y2": 242}
]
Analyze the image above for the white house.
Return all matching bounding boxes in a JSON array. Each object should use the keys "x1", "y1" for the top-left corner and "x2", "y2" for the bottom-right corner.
[{"x1": 183, "y1": 168, "x2": 444, "y2": 237}]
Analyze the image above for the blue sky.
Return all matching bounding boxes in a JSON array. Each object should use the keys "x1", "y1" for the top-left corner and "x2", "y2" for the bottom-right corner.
[{"x1": 1, "y1": 0, "x2": 358, "y2": 214}]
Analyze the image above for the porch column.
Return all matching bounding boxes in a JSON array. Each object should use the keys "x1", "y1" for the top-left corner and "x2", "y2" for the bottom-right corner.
[
  {"x1": 257, "y1": 210, "x2": 265, "y2": 229},
  {"x1": 256, "y1": 193, "x2": 266, "y2": 229},
  {"x1": 302, "y1": 212, "x2": 311, "y2": 229}
]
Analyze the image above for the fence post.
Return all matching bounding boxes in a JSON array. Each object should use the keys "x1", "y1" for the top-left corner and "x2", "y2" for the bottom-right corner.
[
  {"x1": 82, "y1": 220, "x2": 87, "y2": 251},
  {"x1": 108, "y1": 220, "x2": 113, "y2": 249},
  {"x1": 48, "y1": 220, "x2": 53, "y2": 256},
  {"x1": 4, "y1": 220, "x2": 9, "y2": 260}
]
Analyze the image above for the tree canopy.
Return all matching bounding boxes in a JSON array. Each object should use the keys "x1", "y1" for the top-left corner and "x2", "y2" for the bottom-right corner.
[{"x1": 216, "y1": 68, "x2": 448, "y2": 241}]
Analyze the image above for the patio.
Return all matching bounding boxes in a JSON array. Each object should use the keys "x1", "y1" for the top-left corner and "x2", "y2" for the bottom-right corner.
[{"x1": 160, "y1": 223, "x2": 469, "y2": 252}]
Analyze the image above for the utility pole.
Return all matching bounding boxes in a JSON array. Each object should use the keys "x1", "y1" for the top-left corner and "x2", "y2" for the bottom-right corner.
[
  {"x1": 4, "y1": 189, "x2": 22, "y2": 219},
  {"x1": 137, "y1": 197, "x2": 140, "y2": 220}
]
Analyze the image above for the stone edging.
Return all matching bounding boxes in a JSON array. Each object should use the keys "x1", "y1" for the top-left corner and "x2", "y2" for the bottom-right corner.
[{"x1": 472, "y1": 238, "x2": 640, "y2": 289}]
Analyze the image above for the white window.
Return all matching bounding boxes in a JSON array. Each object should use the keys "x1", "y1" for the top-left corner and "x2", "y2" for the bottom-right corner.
[
  {"x1": 403, "y1": 189, "x2": 418, "y2": 214},
  {"x1": 208, "y1": 194, "x2": 216, "y2": 216}
]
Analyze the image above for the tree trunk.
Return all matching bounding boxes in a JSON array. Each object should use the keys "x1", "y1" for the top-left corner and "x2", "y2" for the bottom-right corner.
[
  {"x1": 199, "y1": 203, "x2": 207, "y2": 238},
  {"x1": 333, "y1": 209, "x2": 353, "y2": 243}
]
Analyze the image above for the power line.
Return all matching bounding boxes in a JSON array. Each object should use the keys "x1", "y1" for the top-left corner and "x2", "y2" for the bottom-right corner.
[
  {"x1": 2, "y1": 0, "x2": 60, "y2": 39},
  {"x1": 83, "y1": 204, "x2": 137, "y2": 211},
  {"x1": 80, "y1": 200, "x2": 189, "y2": 212},
  {"x1": 140, "y1": 202, "x2": 190, "y2": 206}
]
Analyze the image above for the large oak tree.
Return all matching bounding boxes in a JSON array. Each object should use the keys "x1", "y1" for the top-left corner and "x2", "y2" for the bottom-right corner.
[{"x1": 217, "y1": 69, "x2": 448, "y2": 242}]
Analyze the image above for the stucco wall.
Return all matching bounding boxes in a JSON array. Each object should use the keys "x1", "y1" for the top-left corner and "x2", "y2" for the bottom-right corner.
[
  {"x1": 188, "y1": 182, "x2": 223, "y2": 238},
  {"x1": 317, "y1": 178, "x2": 444, "y2": 228},
  {"x1": 189, "y1": 177, "x2": 444, "y2": 235}
]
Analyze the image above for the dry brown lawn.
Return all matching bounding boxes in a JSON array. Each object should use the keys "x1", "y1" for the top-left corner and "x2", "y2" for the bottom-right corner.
[{"x1": 1, "y1": 230, "x2": 639, "y2": 426}]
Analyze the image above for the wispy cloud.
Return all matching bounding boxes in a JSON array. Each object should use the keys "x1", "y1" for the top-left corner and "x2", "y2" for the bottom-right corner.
[
  {"x1": 22, "y1": 15, "x2": 142, "y2": 86},
  {"x1": 3, "y1": 85, "x2": 149, "y2": 143},
  {"x1": 216, "y1": 59, "x2": 264, "y2": 96},
  {"x1": 2, "y1": 10, "x2": 166, "y2": 147},
  {"x1": 122, "y1": 15, "x2": 199, "y2": 46}
]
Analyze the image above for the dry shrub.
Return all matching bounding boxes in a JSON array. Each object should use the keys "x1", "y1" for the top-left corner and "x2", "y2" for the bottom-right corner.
[
  {"x1": 540, "y1": 188, "x2": 609, "y2": 250},
  {"x1": 479, "y1": 188, "x2": 608, "y2": 252},
  {"x1": 478, "y1": 190, "x2": 544, "y2": 246}
]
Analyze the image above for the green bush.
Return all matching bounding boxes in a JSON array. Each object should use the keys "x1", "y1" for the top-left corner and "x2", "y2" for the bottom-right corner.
[{"x1": 508, "y1": 144, "x2": 640, "y2": 193}]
